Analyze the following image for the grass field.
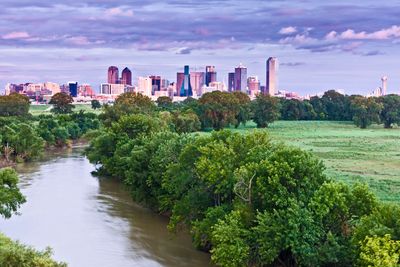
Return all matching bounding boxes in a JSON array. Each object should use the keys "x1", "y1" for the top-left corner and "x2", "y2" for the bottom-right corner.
[
  {"x1": 225, "y1": 121, "x2": 400, "y2": 202},
  {"x1": 29, "y1": 104, "x2": 100, "y2": 115}
]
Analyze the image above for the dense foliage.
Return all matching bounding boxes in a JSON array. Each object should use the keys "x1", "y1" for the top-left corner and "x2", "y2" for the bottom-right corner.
[
  {"x1": 87, "y1": 96, "x2": 400, "y2": 266},
  {"x1": 0, "y1": 112, "x2": 100, "y2": 164},
  {"x1": 0, "y1": 94, "x2": 30, "y2": 117}
]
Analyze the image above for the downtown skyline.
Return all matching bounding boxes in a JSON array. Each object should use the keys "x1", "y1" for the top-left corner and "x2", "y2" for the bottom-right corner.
[{"x1": 0, "y1": 0, "x2": 400, "y2": 95}]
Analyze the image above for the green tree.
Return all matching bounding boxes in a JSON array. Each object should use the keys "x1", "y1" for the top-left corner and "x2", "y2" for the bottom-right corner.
[
  {"x1": 232, "y1": 91, "x2": 251, "y2": 128},
  {"x1": 0, "y1": 168, "x2": 26, "y2": 219},
  {"x1": 198, "y1": 91, "x2": 240, "y2": 130},
  {"x1": 379, "y1": 94, "x2": 400, "y2": 128},
  {"x1": 211, "y1": 211, "x2": 250, "y2": 267},
  {"x1": 49, "y1": 93, "x2": 75, "y2": 114},
  {"x1": 251, "y1": 94, "x2": 280, "y2": 128},
  {"x1": 358, "y1": 235, "x2": 400, "y2": 267},
  {"x1": 0, "y1": 233, "x2": 66, "y2": 267},
  {"x1": 0, "y1": 93, "x2": 30, "y2": 117},
  {"x1": 91, "y1": 99, "x2": 101, "y2": 110},
  {"x1": 351, "y1": 96, "x2": 383, "y2": 128},
  {"x1": 171, "y1": 110, "x2": 201, "y2": 133},
  {"x1": 156, "y1": 96, "x2": 173, "y2": 111}
]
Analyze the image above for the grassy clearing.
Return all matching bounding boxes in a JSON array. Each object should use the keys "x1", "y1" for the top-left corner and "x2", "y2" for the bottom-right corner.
[
  {"x1": 30, "y1": 104, "x2": 101, "y2": 115},
  {"x1": 225, "y1": 121, "x2": 400, "y2": 202}
]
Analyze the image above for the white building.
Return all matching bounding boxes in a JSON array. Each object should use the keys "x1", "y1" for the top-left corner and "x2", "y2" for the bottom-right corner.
[{"x1": 137, "y1": 77, "x2": 152, "y2": 97}]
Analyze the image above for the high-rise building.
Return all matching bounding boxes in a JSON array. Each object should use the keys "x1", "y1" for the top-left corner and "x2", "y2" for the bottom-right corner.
[
  {"x1": 121, "y1": 67, "x2": 132, "y2": 85},
  {"x1": 68, "y1": 82, "x2": 78, "y2": 97},
  {"x1": 234, "y1": 63, "x2": 247, "y2": 93},
  {"x1": 137, "y1": 76, "x2": 152, "y2": 97},
  {"x1": 266, "y1": 57, "x2": 278, "y2": 96},
  {"x1": 228, "y1": 72, "x2": 235, "y2": 92},
  {"x1": 149, "y1": 75, "x2": 161, "y2": 94},
  {"x1": 180, "y1": 65, "x2": 193, "y2": 97},
  {"x1": 247, "y1": 76, "x2": 260, "y2": 97},
  {"x1": 205, "y1": 66, "x2": 217, "y2": 86},
  {"x1": 176, "y1": 72, "x2": 184, "y2": 96},
  {"x1": 381, "y1": 76, "x2": 388, "y2": 96},
  {"x1": 108, "y1": 66, "x2": 119, "y2": 84},
  {"x1": 190, "y1": 71, "x2": 205, "y2": 96}
]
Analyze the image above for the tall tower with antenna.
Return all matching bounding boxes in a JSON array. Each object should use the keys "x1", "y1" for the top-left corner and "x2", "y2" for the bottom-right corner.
[{"x1": 381, "y1": 76, "x2": 388, "y2": 96}]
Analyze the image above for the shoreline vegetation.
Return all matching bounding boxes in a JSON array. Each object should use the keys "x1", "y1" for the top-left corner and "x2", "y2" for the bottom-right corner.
[{"x1": 1, "y1": 91, "x2": 400, "y2": 266}]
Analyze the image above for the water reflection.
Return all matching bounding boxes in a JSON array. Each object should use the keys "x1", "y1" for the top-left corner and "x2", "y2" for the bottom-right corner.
[{"x1": 0, "y1": 148, "x2": 212, "y2": 267}]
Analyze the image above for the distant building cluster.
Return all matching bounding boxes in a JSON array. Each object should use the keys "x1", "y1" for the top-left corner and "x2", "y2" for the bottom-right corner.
[
  {"x1": 8, "y1": 57, "x2": 392, "y2": 103},
  {"x1": 5, "y1": 81, "x2": 95, "y2": 102},
  {"x1": 367, "y1": 76, "x2": 388, "y2": 97}
]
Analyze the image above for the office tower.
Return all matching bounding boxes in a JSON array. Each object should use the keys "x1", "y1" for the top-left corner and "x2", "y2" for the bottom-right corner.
[
  {"x1": 68, "y1": 82, "x2": 78, "y2": 97},
  {"x1": 205, "y1": 66, "x2": 217, "y2": 86},
  {"x1": 266, "y1": 57, "x2": 278, "y2": 96},
  {"x1": 108, "y1": 66, "x2": 119, "y2": 84},
  {"x1": 248, "y1": 76, "x2": 260, "y2": 91},
  {"x1": 180, "y1": 65, "x2": 193, "y2": 97},
  {"x1": 234, "y1": 63, "x2": 247, "y2": 93},
  {"x1": 190, "y1": 71, "x2": 205, "y2": 96},
  {"x1": 138, "y1": 77, "x2": 152, "y2": 97},
  {"x1": 121, "y1": 67, "x2": 132, "y2": 85},
  {"x1": 149, "y1": 75, "x2": 161, "y2": 94},
  {"x1": 176, "y1": 72, "x2": 184, "y2": 96},
  {"x1": 381, "y1": 76, "x2": 388, "y2": 96},
  {"x1": 228, "y1": 72, "x2": 235, "y2": 92},
  {"x1": 43, "y1": 82, "x2": 60, "y2": 95}
]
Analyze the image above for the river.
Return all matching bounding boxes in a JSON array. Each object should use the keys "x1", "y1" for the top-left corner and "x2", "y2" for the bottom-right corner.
[{"x1": 0, "y1": 147, "x2": 212, "y2": 267}]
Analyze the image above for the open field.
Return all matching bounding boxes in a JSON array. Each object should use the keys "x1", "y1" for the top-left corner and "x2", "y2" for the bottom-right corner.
[
  {"x1": 225, "y1": 121, "x2": 400, "y2": 202},
  {"x1": 29, "y1": 104, "x2": 101, "y2": 115}
]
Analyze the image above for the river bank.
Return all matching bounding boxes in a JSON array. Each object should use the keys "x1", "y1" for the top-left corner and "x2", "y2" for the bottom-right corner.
[{"x1": 0, "y1": 147, "x2": 212, "y2": 267}]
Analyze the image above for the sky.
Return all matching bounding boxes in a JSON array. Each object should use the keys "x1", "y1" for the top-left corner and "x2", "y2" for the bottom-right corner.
[{"x1": 0, "y1": 0, "x2": 399, "y2": 96}]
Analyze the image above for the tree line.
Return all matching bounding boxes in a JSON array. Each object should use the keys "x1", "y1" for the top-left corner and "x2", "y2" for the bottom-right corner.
[
  {"x1": 156, "y1": 90, "x2": 400, "y2": 130},
  {"x1": 86, "y1": 92, "x2": 400, "y2": 267}
]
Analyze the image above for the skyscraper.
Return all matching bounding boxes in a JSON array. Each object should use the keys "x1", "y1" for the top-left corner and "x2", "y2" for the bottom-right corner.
[
  {"x1": 121, "y1": 67, "x2": 132, "y2": 85},
  {"x1": 234, "y1": 63, "x2": 247, "y2": 93},
  {"x1": 381, "y1": 76, "x2": 388, "y2": 96},
  {"x1": 247, "y1": 76, "x2": 260, "y2": 97},
  {"x1": 176, "y1": 72, "x2": 184, "y2": 96},
  {"x1": 228, "y1": 72, "x2": 235, "y2": 92},
  {"x1": 68, "y1": 82, "x2": 78, "y2": 97},
  {"x1": 150, "y1": 75, "x2": 161, "y2": 94},
  {"x1": 108, "y1": 66, "x2": 119, "y2": 84},
  {"x1": 190, "y1": 71, "x2": 205, "y2": 96},
  {"x1": 205, "y1": 66, "x2": 217, "y2": 86},
  {"x1": 180, "y1": 65, "x2": 193, "y2": 97},
  {"x1": 266, "y1": 57, "x2": 278, "y2": 96}
]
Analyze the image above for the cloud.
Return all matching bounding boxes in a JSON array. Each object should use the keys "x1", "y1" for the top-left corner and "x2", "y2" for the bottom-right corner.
[
  {"x1": 279, "y1": 26, "x2": 297, "y2": 35},
  {"x1": 105, "y1": 7, "x2": 134, "y2": 18},
  {"x1": 176, "y1": 47, "x2": 192, "y2": 54},
  {"x1": 281, "y1": 62, "x2": 305, "y2": 67},
  {"x1": 2, "y1": 31, "x2": 30, "y2": 40},
  {"x1": 326, "y1": 25, "x2": 400, "y2": 40}
]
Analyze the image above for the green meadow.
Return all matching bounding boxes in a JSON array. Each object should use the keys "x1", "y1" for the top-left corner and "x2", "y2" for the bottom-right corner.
[
  {"x1": 227, "y1": 121, "x2": 400, "y2": 202},
  {"x1": 29, "y1": 104, "x2": 100, "y2": 115}
]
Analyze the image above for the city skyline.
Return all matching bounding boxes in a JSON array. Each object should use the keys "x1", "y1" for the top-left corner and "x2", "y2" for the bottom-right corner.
[{"x1": 0, "y1": 0, "x2": 400, "y2": 95}]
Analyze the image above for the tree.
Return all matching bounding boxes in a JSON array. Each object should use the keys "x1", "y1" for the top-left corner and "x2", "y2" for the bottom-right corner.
[
  {"x1": 0, "y1": 93, "x2": 30, "y2": 117},
  {"x1": 358, "y1": 235, "x2": 400, "y2": 267},
  {"x1": 49, "y1": 92, "x2": 75, "y2": 114},
  {"x1": 211, "y1": 211, "x2": 251, "y2": 267},
  {"x1": 251, "y1": 94, "x2": 280, "y2": 127},
  {"x1": 379, "y1": 94, "x2": 400, "y2": 128},
  {"x1": 351, "y1": 96, "x2": 383, "y2": 128},
  {"x1": 0, "y1": 168, "x2": 26, "y2": 219},
  {"x1": 198, "y1": 91, "x2": 240, "y2": 130},
  {"x1": 171, "y1": 110, "x2": 201, "y2": 133},
  {"x1": 91, "y1": 99, "x2": 101, "y2": 110},
  {"x1": 232, "y1": 92, "x2": 251, "y2": 128},
  {"x1": 156, "y1": 96, "x2": 173, "y2": 110}
]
